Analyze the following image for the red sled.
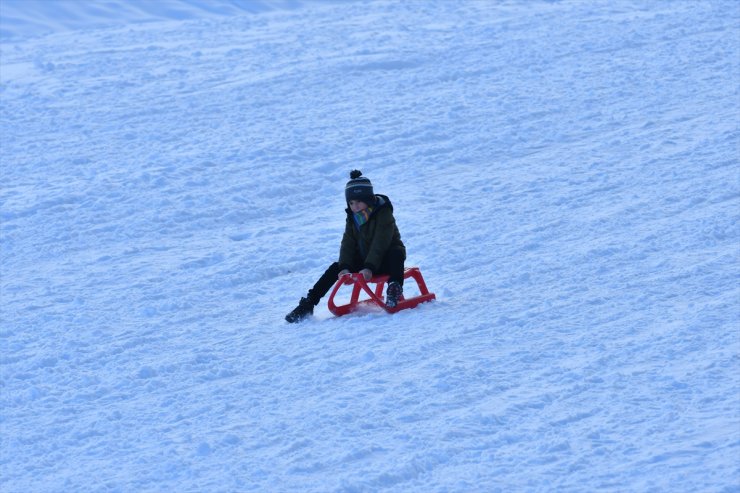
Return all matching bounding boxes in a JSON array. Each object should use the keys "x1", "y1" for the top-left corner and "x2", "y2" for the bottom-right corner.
[{"x1": 327, "y1": 267, "x2": 436, "y2": 317}]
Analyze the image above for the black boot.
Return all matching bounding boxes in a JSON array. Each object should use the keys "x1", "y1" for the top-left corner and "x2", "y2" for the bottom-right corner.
[
  {"x1": 386, "y1": 281, "x2": 403, "y2": 308},
  {"x1": 285, "y1": 297, "x2": 315, "y2": 323}
]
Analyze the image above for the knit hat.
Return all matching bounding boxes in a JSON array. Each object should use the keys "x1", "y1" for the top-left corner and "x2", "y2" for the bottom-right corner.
[{"x1": 345, "y1": 170, "x2": 375, "y2": 205}]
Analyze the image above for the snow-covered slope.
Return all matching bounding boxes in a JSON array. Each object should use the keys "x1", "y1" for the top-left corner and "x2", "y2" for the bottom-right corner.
[
  {"x1": 1, "y1": 1, "x2": 739, "y2": 491},
  {"x1": 0, "y1": 0, "x2": 339, "y2": 40}
]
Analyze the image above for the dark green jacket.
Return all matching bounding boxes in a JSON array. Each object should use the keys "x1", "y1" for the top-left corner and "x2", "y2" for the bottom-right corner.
[{"x1": 339, "y1": 194, "x2": 406, "y2": 273}]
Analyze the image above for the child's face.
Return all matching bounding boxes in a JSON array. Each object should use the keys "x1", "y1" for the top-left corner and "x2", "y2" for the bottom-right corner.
[{"x1": 349, "y1": 200, "x2": 369, "y2": 213}]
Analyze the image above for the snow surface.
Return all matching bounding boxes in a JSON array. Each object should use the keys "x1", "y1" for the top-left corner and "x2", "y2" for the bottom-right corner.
[
  {"x1": 0, "y1": 0, "x2": 341, "y2": 40},
  {"x1": 2, "y1": 0, "x2": 739, "y2": 491}
]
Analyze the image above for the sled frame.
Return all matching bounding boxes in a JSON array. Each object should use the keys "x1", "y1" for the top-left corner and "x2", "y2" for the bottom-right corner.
[{"x1": 327, "y1": 267, "x2": 436, "y2": 317}]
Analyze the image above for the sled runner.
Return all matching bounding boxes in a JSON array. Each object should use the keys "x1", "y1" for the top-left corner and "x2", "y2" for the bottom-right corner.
[{"x1": 327, "y1": 267, "x2": 436, "y2": 317}]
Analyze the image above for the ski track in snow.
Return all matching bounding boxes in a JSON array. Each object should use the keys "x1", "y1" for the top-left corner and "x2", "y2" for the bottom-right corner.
[{"x1": 1, "y1": 0, "x2": 739, "y2": 491}]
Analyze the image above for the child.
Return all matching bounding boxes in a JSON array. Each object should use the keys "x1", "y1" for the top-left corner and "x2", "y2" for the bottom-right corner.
[{"x1": 285, "y1": 170, "x2": 406, "y2": 323}]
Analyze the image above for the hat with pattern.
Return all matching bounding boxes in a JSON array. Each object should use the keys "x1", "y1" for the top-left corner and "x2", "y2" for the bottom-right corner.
[{"x1": 345, "y1": 170, "x2": 375, "y2": 205}]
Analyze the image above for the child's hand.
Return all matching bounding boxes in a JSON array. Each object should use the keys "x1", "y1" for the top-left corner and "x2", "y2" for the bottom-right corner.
[
  {"x1": 338, "y1": 269, "x2": 350, "y2": 279},
  {"x1": 359, "y1": 268, "x2": 373, "y2": 281}
]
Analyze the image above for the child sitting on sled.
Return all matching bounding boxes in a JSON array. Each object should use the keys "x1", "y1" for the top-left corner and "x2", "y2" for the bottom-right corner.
[{"x1": 286, "y1": 170, "x2": 406, "y2": 323}]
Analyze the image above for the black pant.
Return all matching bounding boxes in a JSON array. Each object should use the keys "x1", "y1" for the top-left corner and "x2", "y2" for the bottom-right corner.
[{"x1": 306, "y1": 248, "x2": 405, "y2": 305}]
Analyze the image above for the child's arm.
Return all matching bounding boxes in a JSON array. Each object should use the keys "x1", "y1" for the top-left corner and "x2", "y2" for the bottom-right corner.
[
  {"x1": 338, "y1": 216, "x2": 357, "y2": 271},
  {"x1": 363, "y1": 208, "x2": 396, "y2": 273}
]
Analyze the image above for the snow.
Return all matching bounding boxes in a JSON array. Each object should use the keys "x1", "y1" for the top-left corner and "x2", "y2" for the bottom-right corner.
[
  {"x1": 0, "y1": 0, "x2": 332, "y2": 40},
  {"x1": 1, "y1": 0, "x2": 739, "y2": 491}
]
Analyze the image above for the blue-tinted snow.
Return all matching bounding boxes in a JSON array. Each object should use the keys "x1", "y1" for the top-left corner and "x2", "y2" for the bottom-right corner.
[{"x1": 1, "y1": 1, "x2": 739, "y2": 491}]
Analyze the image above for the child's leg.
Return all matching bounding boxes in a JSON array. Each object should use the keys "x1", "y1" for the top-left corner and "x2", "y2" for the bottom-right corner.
[
  {"x1": 306, "y1": 262, "x2": 342, "y2": 304},
  {"x1": 288, "y1": 262, "x2": 361, "y2": 322},
  {"x1": 378, "y1": 248, "x2": 405, "y2": 286}
]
